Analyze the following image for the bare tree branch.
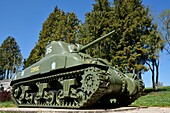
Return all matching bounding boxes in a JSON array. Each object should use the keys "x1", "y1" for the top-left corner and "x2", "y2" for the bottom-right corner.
[
  {"x1": 164, "y1": 47, "x2": 170, "y2": 54},
  {"x1": 145, "y1": 61, "x2": 153, "y2": 71}
]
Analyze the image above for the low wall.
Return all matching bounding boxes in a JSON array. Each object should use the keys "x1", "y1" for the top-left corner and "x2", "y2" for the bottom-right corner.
[{"x1": 0, "y1": 79, "x2": 11, "y2": 91}]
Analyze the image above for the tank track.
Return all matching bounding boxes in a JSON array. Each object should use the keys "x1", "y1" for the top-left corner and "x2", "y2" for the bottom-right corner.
[
  {"x1": 115, "y1": 78, "x2": 145, "y2": 107},
  {"x1": 11, "y1": 66, "x2": 110, "y2": 108}
]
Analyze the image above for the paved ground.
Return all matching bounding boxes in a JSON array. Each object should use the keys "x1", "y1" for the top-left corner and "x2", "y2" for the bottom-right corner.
[
  {"x1": 0, "y1": 107, "x2": 170, "y2": 113},
  {"x1": 113, "y1": 107, "x2": 170, "y2": 113}
]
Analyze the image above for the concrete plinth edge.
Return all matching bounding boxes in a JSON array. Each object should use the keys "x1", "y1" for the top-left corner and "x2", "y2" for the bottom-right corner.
[{"x1": 0, "y1": 107, "x2": 139, "y2": 113}]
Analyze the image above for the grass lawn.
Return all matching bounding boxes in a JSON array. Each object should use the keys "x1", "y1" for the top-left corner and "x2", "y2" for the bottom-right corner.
[
  {"x1": 131, "y1": 86, "x2": 170, "y2": 107},
  {"x1": 0, "y1": 101, "x2": 16, "y2": 108},
  {"x1": 0, "y1": 86, "x2": 170, "y2": 108}
]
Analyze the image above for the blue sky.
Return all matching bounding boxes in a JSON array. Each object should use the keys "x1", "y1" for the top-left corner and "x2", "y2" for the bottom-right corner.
[{"x1": 0, "y1": 0, "x2": 170, "y2": 87}]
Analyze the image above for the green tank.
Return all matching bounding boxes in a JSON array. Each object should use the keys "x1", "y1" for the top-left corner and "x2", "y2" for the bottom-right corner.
[{"x1": 10, "y1": 30, "x2": 144, "y2": 108}]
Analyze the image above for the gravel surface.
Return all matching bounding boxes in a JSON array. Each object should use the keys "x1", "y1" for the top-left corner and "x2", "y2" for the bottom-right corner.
[{"x1": 0, "y1": 107, "x2": 170, "y2": 113}]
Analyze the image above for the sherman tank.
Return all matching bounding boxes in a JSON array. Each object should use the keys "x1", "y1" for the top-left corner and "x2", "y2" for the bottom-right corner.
[{"x1": 10, "y1": 30, "x2": 144, "y2": 108}]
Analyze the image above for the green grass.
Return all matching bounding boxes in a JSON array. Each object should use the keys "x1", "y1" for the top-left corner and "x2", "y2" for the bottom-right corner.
[
  {"x1": 0, "y1": 101, "x2": 16, "y2": 108},
  {"x1": 131, "y1": 86, "x2": 170, "y2": 107},
  {"x1": 0, "y1": 86, "x2": 170, "y2": 108}
]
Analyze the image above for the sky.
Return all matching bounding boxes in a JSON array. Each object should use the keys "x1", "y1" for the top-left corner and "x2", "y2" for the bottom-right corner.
[{"x1": 0, "y1": 0, "x2": 170, "y2": 87}]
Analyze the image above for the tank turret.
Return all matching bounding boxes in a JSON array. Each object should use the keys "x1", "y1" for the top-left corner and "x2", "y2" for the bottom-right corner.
[{"x1": 10, "y1": 30, "x2": 144, "y2": 109}]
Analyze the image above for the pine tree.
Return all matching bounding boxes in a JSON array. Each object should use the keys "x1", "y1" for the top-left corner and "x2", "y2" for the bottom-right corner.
[
  {"x1": 0, "y1": 46, "x2": 5, "y2": 79},
  {"x1": 111, "y1": 0, "x2": 162, "y2": 77},
  {"x1": 0, "y1": 36, "x2": 22, "y2": 79},
  {"x1": 80, "y1": 0, "x2": 115, "y2": 61},
  {"x1": 26, "y1": 7, "x2": 80, "y2": 67}
]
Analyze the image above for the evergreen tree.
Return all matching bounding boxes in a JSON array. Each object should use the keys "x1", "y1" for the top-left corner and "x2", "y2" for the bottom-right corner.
[
  {"x1": 112, "y1": 0, "x2": 163, "y2": 77},
  {"x1": 0, "y1": 36, "x2": 22, "y2": 79},
  {"x1": 83, "y1": 0, "x2": 163, "y2": 86},
  {"x1": 112, "y1": 0, "x2": 164, "y2": 90},
  {"x1": 80, "y1": 0, "x2": 115, "y2": 61},
  {"x1": 0, "y1": 46, "x2": 5, "y2": 79},
  {"x1": 26, "y1": 7, "x2": 80, "y2": 67}
]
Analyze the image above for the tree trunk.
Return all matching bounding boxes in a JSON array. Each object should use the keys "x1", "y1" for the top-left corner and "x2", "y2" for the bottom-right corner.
[
  {"x1": 155, "y1": 59, "x2": 159, "y2": 90},
  {"x1": 138, "y1": 72, "x2": 142, "y2": 79},
  {"x1": 151, "y1": 71, "x2": 155, "y2": 90},
  {"x1": 7, "y1": 69, "x2": 10, "y2": 79},
  {"x1": 152, "y1": 59, "x2": 156, "y2": 90}
]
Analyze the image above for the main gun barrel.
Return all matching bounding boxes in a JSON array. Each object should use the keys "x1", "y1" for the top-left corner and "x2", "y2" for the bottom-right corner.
[{"x1": 79, "y1": 30, "x2": 115, "y2": 52}]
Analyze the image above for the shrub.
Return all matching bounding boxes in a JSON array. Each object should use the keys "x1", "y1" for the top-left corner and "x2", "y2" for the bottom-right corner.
[{"x1": 0, "y1": 91, "x2": 11, "y2": 102}]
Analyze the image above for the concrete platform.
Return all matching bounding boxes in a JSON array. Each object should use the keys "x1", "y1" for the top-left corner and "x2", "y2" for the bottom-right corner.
[{"x1": 0, "y1": 107, "x2": 170, "y2": 113}]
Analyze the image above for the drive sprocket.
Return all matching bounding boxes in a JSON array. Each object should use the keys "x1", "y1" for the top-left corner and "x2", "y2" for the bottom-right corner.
[{"x1": 81, "y1": 68, "x2": 100, "y2": 95}]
